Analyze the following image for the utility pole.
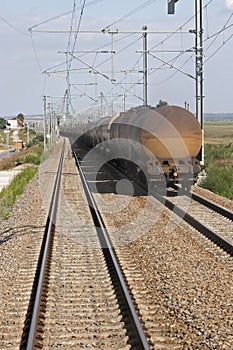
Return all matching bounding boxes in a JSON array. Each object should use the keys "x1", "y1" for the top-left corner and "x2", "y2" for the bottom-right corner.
[
  {"x1": 195, "y1": 0, "x2": 204, "y2": 163},
  {"x1": 50, "y1": 106, "x2": 55, "y2": 146},
  {"x1": 26, "y1": 122, "x2": 30, "y2": 145},
  {"x1": 123, "y1": 93, "x2": 126, "y2": 112},
  {"x1": 142, "y1": 26, "x2": 148, "y2": 106},
  {"x1": 4, "y1": 128, "x2": 10, "y2": 155},
  {"x1": 167, "y1": 0, "x2": 204, "y2": 163},
  {"x1": 66, "y1": 89, "x2": 69, "y2": 120},
  {"x1": 43, "y1": 96, "x2": 47, "y2": 152},
  {"x1": 48, "y1": 102, "x2": 52, "y2": 150},
  {"x1": 109, "y1": 31, "x2": 117, "y2": 82},
  {"x1": 100, "y1": 92, "x2": 104, "y2": 117}
]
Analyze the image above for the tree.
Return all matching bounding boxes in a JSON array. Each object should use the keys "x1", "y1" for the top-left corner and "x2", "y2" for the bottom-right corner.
[
  {"x1": 17, "y1": 113, "x2": 24, "y2": 122},
  {"x1": 0, "y1": 117, "x2": 8, "y2": 130}
]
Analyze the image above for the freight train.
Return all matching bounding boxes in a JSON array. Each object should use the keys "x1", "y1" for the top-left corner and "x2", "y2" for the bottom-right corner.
[{"x1": 78, "y1": 104, "x2": 203, "y2": 190}]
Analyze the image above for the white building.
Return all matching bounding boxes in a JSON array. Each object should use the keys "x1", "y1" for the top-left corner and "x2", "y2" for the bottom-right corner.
[{"x1": 7, "y1": 119, "x2": 20, "y2": 129}]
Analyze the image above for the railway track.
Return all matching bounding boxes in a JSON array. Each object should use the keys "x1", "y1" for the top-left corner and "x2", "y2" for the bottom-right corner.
[
  {"x1": 72, "y1": 142, "x2": 233, "y2": 348},
  {"x1": 23, "y1": 139, "x2": 150, "y2": 349},
  {"x1": 0, "y1": 143, "x2": 63, "y2": 350},
  {"x1": 160, "y1": 187, "x2": 233, "y2": 256}
]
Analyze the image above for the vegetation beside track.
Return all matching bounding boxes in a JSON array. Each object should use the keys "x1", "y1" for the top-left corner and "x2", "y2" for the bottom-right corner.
[
  {"x1": 200, "y1": 122, "x2": 233, "y2": 200},
  {"x1": 0, "y1": 132, "x2": 46, "y2": 220},
  {"x1": 0, "y1": 143, "x2": 44, "y2": 171},
  {"x1": 0, "y1": 166, "x2": 38, "y2": 219}
]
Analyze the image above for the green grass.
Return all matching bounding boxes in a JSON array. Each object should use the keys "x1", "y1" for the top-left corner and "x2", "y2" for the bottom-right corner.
[
  {"x1": 204, "y1": 143, "x2": 233, "y2": 168},
  {"x1": 25, "y1": 152, "x2": 42, "y2": 165},
  {"x1": 200, "y1": 166, "x2": 233, "y2": 200},
  {"x1": 202, "y1": 123, "x2": 233, "y2": 200},
  {"x1": 200, "y1": 143, "x2": 233, "y2": 200},
  {"x1": 0, "y1": 166, "x2": 38, "y2": 219}
]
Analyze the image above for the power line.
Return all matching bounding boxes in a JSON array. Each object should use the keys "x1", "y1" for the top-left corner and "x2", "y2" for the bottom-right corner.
[
  {"x1": 205, "y1": 30, "x2": 233, "y2": 63},
  {"x1": 0, "y1": 16, "x2": 28, "y2": 36},
  {"x1": 148, "y1": 55, "x2": 194, "y2": 85},
  {"x1": 30, "y1": 0, "x2": 233, "y2": 115},
  {"x1": 102, "y1": 0, "x2": 158, "y2": 31},
  {"x1": 204, "y1": 12, "x2": 233, "y2": 62},
  {"x1": 30, "y1": 33, "x2": 43, "y2": 73},
  {"x1": 28, "y1": 0, "x2": 104, "y2": 32},
  {"x1": 149, "y1": 0, "x2": 213, "y2": 51},
  {"x1": 66, "y1": 0, "x2": 87, "y2": 114}
]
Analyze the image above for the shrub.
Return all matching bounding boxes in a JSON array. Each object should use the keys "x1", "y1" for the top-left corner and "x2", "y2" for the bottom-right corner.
[
  {"x1": 25, "y1": 153, "x2": 41, "y2": 165},
  {"x1": 32, "y1": 133, "x2": 44, "y2": 145}
]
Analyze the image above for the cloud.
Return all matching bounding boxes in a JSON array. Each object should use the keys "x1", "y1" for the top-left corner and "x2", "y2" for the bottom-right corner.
[{"x1": 225, "y1": 0, "x2": 233, "y2": 10}]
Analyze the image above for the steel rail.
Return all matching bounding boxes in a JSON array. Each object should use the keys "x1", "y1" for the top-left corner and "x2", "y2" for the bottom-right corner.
[
  {"x1": 191, "y1": 191, "x2": 233, "y2": 220},
  {"x1": 73, "y1": 150, "x2": 150, "y2": 350},
  {"x1": 152, "y1": 191, "x2": 233, "y2": 257},
  {"x1": 174, "y1": 185, "x2": 233, "y2": 221},
  {"x1": 167, "y1": 187, "x2": 233, "y2": 255},
  {"x1": 25, "y1": 140, "x2": 65, "y2": 350}
]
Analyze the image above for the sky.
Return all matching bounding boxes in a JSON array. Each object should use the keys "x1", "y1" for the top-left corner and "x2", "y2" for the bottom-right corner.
[{"x1": 0, "y1": 0, "x2": 233, "y2": 118}]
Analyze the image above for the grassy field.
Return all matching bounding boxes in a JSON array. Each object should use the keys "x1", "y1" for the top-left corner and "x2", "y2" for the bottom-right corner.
[
  {"x1": 204, "y1": 121, "x2": 233, "y2": 144},
  {"x1": 200, "y1": 121, "x2": 233, "y2": 199}
]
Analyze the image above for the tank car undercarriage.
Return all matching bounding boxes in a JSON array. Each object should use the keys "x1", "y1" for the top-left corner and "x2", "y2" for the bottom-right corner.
[{"x1": 108, "y1": 155, "x2": 201, "y2": 192}]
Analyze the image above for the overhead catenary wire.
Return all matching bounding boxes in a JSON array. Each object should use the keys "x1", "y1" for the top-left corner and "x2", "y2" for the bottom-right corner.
[
  {"x1": 32, "y1": 0, "x2": 204, "y2": 105},
  {"x1": 67, "y1": 25, "x2": 193, "y2": 104},
  {"x1": 0, "y1": 15, "x2": 28, "y2": 36},
  {"x1": 148, "y1": 52, "x2": 195, "y2": 80},
  {"x1": 149, "y1": 2, "x2": 233, "y2": 87},
  {"x1": 101, "y1": 0, "x2": 159, "y2": 32},
  {"x1": 106, "y1": 31, "x2": 194, "y2": 101},
  {"x1": 109, "y1": 0, "x2": 209, "y2": 99},
  {"x1": 78, "y1": 0, "x2": 232, "y2": 88},
  {"x1": 28, "y1": 0, "x2": 233, "y2": 116},
  {"x1": 30, "y1": 33, "x2": 43, "y2": 73},
  {"x1": 65, "y1": 0, "x2": 87, "y2": 115},
  {"x1": 84, "y1": 0, "x2": 214, "y2": 106},
  {"x1": 204, "y1": 12, "x2": 233, "y2": 62},
  {"x1": 148, "y1": 55, "x2": 194, "y2": 85},
  {"x1": 149, "y1": 0, "x2": 214, "y2": 52},
  {"x1": 28, "y1": 0, "x2": 104, "y2": 32},
  {"x1": 62, "y1": 33, "x2": 144, "y2": 103},
  {"x1": 204, "y1": 30, "x2": 233, "y2": 63},
  {"x1": 127, "y1": 0, "x2": 232, "y2": 93},
  {"x1": 70, "y1": 3, "x2": 232, "y2": 111},
  {"x1": 43, "y1": 31, "x2": 138, "y2": 76}
]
